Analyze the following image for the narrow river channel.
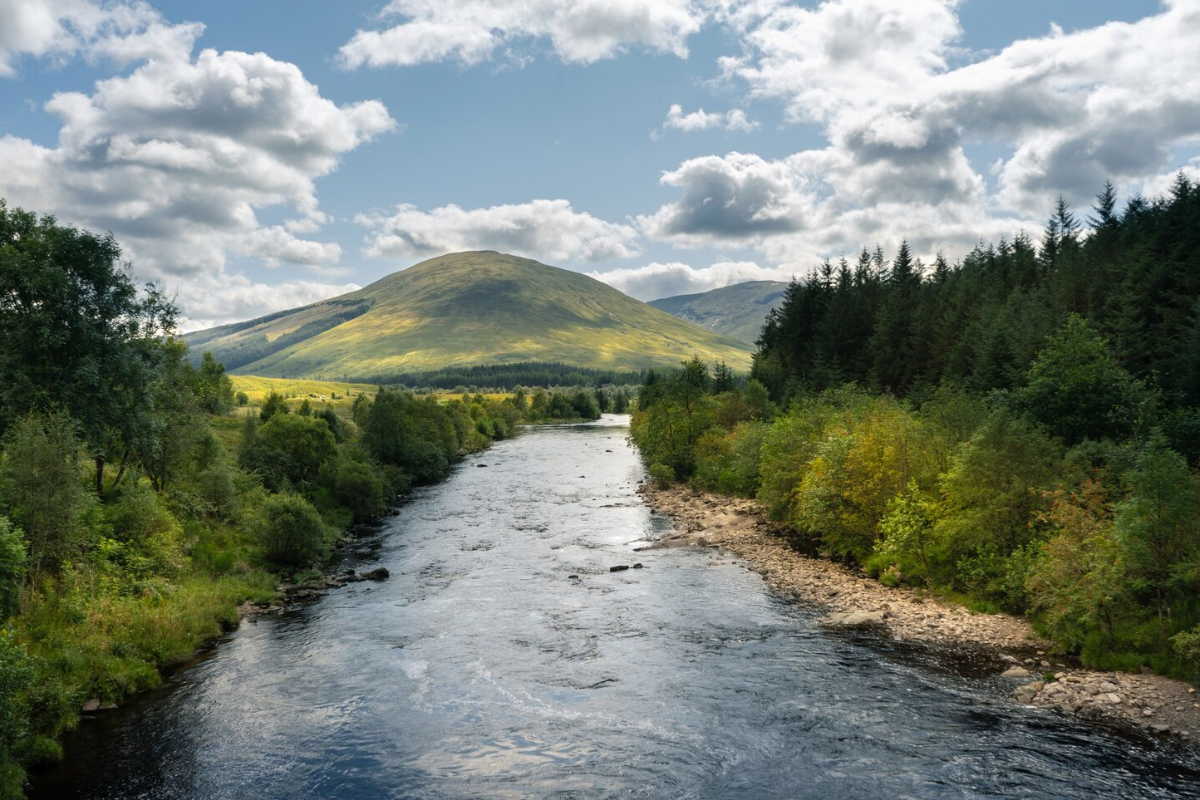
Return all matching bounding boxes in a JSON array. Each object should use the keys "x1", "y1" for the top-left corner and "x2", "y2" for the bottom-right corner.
[{"x1": 31, "y1": 417, "x2": 1200, "y2": 799}]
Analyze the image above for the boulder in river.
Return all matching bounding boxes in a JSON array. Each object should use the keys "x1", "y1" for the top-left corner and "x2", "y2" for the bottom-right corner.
[
  {"x1": 609, "y1": 565, "x2": 630, "y2": 572},
  {"x1": 362, "y1": 567, "x2": 390, "y2": 581},
  {"x1": 81, "y1": 699, "x2": 101, "y2": 713},
  {"x1": 1001, "y1": 666, "x2": 1033, "y2": 679}
]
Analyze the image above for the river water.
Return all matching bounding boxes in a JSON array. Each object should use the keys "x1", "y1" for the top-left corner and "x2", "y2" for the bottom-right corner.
[{"x1": 31, "y1": 417, "x2": 1200, "y2": 799}]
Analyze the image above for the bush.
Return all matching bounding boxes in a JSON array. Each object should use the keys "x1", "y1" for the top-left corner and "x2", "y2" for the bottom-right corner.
[
  {"x1": 257, "y1": 413, "x2": 338, "y2": 487},
  {"x1": 0, "y1": 519, "x2": 24, "y2": 620},
  {"x1": 194, "y1": 462, "x2": 238, "y2": 519},
  {"x1": 1, "y1": 412, "x2": 89, "y2": 577},
  {"x1": 648, "y1": 463, "x2": 675, "y2": 489},
  {"x1": 335, "y1": 460, "x2": 386, "y2": 523},
  {"x1": 256, "y1": 494, "x2": 331, "y2": 568},
  {"x1": 259, "y1": 391, "x2": 289, "y2": 422},
  {"x1": 0, "y1": 630, "x2": 34, "y2": 796}
]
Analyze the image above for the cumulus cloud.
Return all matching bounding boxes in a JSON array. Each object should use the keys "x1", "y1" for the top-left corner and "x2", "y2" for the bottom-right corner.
[
  {"x1": 591, "y1": 259, "x2": 793, "y2": 301},
  {"x1": 357, "y1": 199, "x2": 640, "y2": 263},
  {"x1": 338, "y1": 0, "x2": 711, "y2": 68},
  {"x1": 641, "y1": 0, "x2": 1200, "y2": 264},
  {"x1": 177, "y1": 275, "x2": 361, "y2": 332},
  {"x1": 0, "y1": 0, "x2": 201, "y2": 76},
  {"x1": 638, "y1": 152, "x2": 814, "y2": 244},
  {"x1": 659, "y1": 103, "x2": 758, "y2": 135},
  {"x1": 0, "y1": 24, "x2": 395, "y2": 326}
]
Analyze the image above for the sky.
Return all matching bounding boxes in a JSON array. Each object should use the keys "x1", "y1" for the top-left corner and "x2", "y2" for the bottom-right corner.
[{"x1": 1, "y1": 0, "x2": 1197, "y2": 330}]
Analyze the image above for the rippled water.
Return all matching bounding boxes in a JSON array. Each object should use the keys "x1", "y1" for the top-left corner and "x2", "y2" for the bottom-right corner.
[{"x1": 31, "y1": 416, "x2": 1200, "y2": 799}]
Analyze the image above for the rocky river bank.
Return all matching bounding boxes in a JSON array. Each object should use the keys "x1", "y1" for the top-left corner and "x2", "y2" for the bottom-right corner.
[{"x1": 639, "y1": 482, "x2": 1200, "y2": 741}]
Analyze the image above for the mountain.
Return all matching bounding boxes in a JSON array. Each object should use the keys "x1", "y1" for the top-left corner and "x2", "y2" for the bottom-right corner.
[
  {"x1": 186, "y1": 251, "x2": 753, "y2": 379},
  {"x1": 649, "y1": 280, "x2": 789, "y2": 345}
]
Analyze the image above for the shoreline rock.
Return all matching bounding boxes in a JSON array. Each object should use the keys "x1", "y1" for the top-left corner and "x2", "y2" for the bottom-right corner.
[{"x1": 639, "y1": 481, "x2": 1200, "y2": 742}]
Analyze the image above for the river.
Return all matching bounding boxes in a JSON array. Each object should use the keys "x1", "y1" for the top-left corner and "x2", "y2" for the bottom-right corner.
[{"x1": 31, "y1": 416, "x2": 1200, "y2": 799}]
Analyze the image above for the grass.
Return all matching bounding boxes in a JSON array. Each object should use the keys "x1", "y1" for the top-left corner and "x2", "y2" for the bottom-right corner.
[
  {"x1": 649, "y1": 280, "x2": 789, "y2": 345},
  {"x1": 188, "y1": 252, "x2": 753, "y2": 378},
  {"x1": 230, "y1": 376, "x2": 378, "y2": 405}
]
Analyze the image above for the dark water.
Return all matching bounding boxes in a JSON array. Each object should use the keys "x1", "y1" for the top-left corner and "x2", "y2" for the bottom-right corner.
[{"x1": 32, "y1": 417, "x2": 1200, "y2": 799}]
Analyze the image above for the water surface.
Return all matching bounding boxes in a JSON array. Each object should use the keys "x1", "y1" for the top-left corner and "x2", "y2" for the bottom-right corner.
[{"x1": 32, "y1": 417, "x2": 1200, "y2": 799}]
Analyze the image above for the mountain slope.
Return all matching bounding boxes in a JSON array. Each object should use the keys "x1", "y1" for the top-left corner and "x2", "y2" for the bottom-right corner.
[
  {"x1": 649, "y1": 280, "x2": 789, "y2": 345},
  {"x1": 186, "y1": 252, "x2": 753, "y2": 378}
]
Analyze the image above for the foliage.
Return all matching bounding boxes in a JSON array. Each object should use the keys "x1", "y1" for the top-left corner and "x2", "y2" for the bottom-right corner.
[
  {"x1": 0, "y1": 631, "x2": 35, "y2": 795},
  {"x1": 259, "y1": 391, "x2": 289, "y2": 422},
  {"x1": 1113, "y1": 438, "x2": 1200, "y2": 628},
  {"x1": 1016, "y1": 315, "x2": 1154, "y2": 445},
  {"x1": 648, "y1": 463, "x2": 675, "y2": 489},
  {"x1": 1027, "y1": 479, "x2": 1125, "y2": 649},
  {"x1": 335, "y1": 459, "x2": 386, "y2": 523},
  {"x1": 0, "y1": 519, "x2": 25, "y2": 620},
  {"x1": 0, "y1": 204, "x2": 177, "y2": 496},
  {"x1": 1, "y1": 413, "x2": 89, "y2": 578},
  {"x1": 257, "y1": 414, "x2": 338, "y2": 488},
  {"x1": 256, "y1": 494, "x2": 332, "y2": 568}
]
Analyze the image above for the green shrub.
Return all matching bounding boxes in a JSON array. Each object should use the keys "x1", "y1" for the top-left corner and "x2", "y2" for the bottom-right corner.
[
  {"x1": 194, "y1": 462, "x2": 238, "y2": 519},
  {"x1": 0, "y1": 630, "x2": 34, "y2": 797},
  {"x1": 335, "y1": 460, "x2": 386, "y2": 523},
  {"x1": 0, "y1": 519, "x2": 24, "y2": 620},
  {"x1": 257, "y1": 414, "x2": 338, "y2": 488},
  {"x1": 256, "y1": 494, "x2": 331, "y2": 568},
  {"x1": 648, "y1": 463, "x2": 675, "y2": 489}
]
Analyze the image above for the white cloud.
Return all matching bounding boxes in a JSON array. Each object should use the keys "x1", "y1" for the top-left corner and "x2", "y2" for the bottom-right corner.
[
  {"x1": 660, "y1": 103, "x2": 758, "y2": 135},
  {"x1": 638, "y1": 152, "x2": 814, "y2": 244},
  {"x1": 643, "y1": 0, "x2": 1200, "y2": 264},
  {"x1": 176, "y1": 274, "x2": 361, "y2": 332},
  {"x1": 0, "y1": 28, "x2": 395, "y2": 327},
  {"x1": 0, "y1": 0, "x2": 201, "y2": 76},
  {"x1": 338, "y1": 0, "x2": 711, "y2": 68},
  {"x1": 591, "y1": 259, "x2": 792, "y2": 300},
  {"x1": 357, "y1": 199, "x2": 640, "y2": 263}
]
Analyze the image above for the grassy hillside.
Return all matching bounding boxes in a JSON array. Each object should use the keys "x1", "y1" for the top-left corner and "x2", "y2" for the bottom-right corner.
[
  {"x1": 187, "y1": 252, "x2": 753, "y2": 378},
  {"x1": 649, "y1": 280, "x2": 789, "y2": 345},
  {"x1": 229, "y1": 376, "x2": 379, "y2": 405}
]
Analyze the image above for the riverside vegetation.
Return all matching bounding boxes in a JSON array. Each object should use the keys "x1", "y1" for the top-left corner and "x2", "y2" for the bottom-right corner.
[
  {"x1": 0, "y1": 202, "x2": 612, "y2": 798},
  {"x1": 631, "y1": 178, "x2": 1200, "y2": 687}
]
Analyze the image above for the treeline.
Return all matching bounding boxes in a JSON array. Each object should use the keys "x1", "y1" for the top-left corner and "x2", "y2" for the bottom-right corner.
[
  {"x1": 754, "y1": 178, "x2": 1200, "y2": 459},
  {"x1": 632, "y1": 178, "x2": 1200, "y2": 683},
  {"x1": 0, "y1": 201, "x2": 596, "y2": 797},
  {"x1": 332, "y1": 362, "x2": 645, "y2": 391}
]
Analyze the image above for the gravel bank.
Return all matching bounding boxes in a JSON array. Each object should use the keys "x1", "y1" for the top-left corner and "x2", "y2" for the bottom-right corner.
[{"x1": 640, "y1": 482, "x2": 1200, "y2": 740}]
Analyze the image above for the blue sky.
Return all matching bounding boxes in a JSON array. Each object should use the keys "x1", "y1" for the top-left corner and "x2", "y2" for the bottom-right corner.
[{"x1": 1, "y1": 1, "x2": 1196, "y2": 328}]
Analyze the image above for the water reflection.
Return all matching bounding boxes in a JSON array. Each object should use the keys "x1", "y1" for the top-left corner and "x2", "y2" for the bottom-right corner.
[{"x1": 31, "y1": 416, "x2": 1200, "y2": 799}]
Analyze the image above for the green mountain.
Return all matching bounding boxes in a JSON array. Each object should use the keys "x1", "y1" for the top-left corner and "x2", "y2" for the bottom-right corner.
[
  {"x1": 185, "y1": 251, "x2": 753, "y2": 378},
  {"x1": 649, "y1": 280, "x2": 789, "y2": 345}
]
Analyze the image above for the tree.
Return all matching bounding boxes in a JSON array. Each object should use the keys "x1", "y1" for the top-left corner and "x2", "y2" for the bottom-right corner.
[
  {"x1": 1, "y1": 412, "x2": 89, "y2": 577},
  {"x1": 1016, "y1": 314, "x2": 1154, "y2": 445},
  {"x1": 257, "y1": 414, "x2": 338, "y2": 488},
  {"x1": 1027, "y1": 479, "x2": 1126, "y2": 647},
  {"x1": 0, "y1": 203, "x2": 177, "y2": 496},
  {"x1": 256, "y1": 493, "x2": 331, "y2": 568},
  {"x1": 712, "y1": 361, "x2": 736, "y2": 393},
  {"x1": 1114, "y1": 438, "x2": 1200, "y2": 628},
  {"x1": 192, "y1": 352, "x2": 235, "y2": 414},
  {"x1": 0, "y1": 517, "x2": 25, "y2": 618},
  {"x1": 260, "y1": 391, "x2": 289, "y2": 422},
  {"x1": 335, "y1": 459, "x2": 386, "y2": 523}
]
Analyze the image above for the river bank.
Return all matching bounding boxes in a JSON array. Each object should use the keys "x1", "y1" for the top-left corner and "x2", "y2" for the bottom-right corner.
[{"x1": 639, "y1": 482, "x2": 1200, "y2": 741}]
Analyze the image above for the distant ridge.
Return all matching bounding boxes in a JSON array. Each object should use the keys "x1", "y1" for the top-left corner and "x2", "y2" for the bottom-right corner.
[
  {"x1": 649, "y1": 280, "x2": 789, "y2": 345},
  {"x1": 185, "y1": 251, "x2": 753, "y2": 378}
]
